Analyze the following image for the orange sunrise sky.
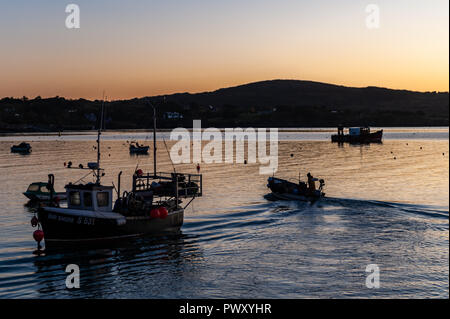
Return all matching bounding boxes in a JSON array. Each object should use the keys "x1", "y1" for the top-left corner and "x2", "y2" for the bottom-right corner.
[{"x1": 0, "y1": 0, "x2": 448, "y2": 100}]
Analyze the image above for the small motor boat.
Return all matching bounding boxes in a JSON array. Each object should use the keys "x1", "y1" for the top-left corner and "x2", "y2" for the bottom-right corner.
[
  {"x1": 11, "y1": 142, "x2": 32, "y2": 153},
  {"x1": 267, "y1": 175, "x2": 325, "y2": 202},
  {"x1": 23, "y1": 182, "x2": 67, "y2": 202},
  {"x1": 129, "y1": 142, "x2": 149, "y2": 154}
]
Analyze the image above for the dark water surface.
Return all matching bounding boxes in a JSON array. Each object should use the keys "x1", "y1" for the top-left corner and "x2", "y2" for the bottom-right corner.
[{"x1": 0, "y1": 128, "x2": 448, "y2": 298}]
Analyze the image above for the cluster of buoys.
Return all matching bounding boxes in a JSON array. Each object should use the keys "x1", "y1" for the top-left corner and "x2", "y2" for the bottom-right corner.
[{"x1": 150, "y1": 206, "x2": 169, "y2": 219}]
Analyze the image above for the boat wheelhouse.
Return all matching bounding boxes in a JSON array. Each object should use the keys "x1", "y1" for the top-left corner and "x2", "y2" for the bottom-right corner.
[{"x1": 66, "y1": 183, "x2": 114, "y2": 212}]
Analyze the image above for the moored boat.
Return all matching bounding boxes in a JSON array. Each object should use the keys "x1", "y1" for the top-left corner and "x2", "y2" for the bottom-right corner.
[
  {"x1": 37, "y1": 172, "x2": 200, "y2": 244},
  {"x1": 33, "y1": 100, "x2": 202, "y2": 247},
  {"x1": 331, "y1": 126, "x2": 383, "y2": 144},
  {"x1": 129, "y1": 142, "x2": 150, "y2": 154},
  {"x1": 23, "y1": 181, "x2": 66, "y2": 202},
  {"x1": 11, "y1": 142, "x2": 32, "y2": 153}
]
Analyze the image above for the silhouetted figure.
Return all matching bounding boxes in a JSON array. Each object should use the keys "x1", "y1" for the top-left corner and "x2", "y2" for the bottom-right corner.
[{"x1": 307, "y1": 172, "x2": 318, "y2": 193}]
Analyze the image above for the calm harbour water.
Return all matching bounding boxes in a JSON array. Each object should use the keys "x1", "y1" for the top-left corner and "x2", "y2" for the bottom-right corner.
[{"x1": 0, "y1": 128, "x2": 448, "y2": 298}]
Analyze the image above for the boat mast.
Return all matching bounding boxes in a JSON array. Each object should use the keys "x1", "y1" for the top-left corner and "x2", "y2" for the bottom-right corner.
[
  {"x1": 152, "y1": 102, "x2": 157, "y2": 178},
  {"x1": 96, "y1": 94, "x2": 105, "y2": 185}
]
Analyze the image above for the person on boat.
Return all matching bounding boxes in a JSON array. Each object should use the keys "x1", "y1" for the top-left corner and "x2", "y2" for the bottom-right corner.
[{"x1": 307, "y1": 173, "x2": 318, "y2": 193}]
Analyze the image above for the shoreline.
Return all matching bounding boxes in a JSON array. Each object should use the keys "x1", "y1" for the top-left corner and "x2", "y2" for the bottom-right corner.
[{"x1": 1, "y1": 126, "x2": 448, "y2": 137}]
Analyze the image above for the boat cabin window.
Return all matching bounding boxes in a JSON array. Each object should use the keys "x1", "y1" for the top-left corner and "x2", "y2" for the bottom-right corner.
[
  {"x1": 39, "y1": 185, "x2": 50, "y2": 193},
  {"x1": 84, "y1": 192, "x2": 93, "y2": 207},
  {"x1": 27, "y1": 184, "x2": 40, "y2": 192},
  {"x1": 97, "y1": 192, "x2": 109, "y2": 207},
  {"x1": 69, "y1": 191, "x2": 81, "y2": 206},
  {"x1": 360, "y1": 127, "x2": 370, "y2": 135}
]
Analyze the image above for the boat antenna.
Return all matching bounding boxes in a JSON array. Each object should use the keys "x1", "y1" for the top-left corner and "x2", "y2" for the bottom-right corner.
[
  {"x1": 146, "y1": 99, "x2": 157, "y2": 177},
  {"x1": 96, "y1": 92, "x2": 105, "y2": 185}
]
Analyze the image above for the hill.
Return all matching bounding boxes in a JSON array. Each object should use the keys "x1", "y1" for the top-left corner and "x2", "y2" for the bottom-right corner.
[{"x1": 0, "y1": 80, "x2": 448, "y2": 131}]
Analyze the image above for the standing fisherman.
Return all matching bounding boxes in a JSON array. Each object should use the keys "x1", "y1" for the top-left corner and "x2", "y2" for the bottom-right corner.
[{"x1": 307, "y1": 172, "x2": 318, "y2": 194}]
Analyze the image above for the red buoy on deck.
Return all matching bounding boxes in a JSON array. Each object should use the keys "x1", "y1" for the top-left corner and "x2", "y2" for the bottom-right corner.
[
  {"x1": 136, "y1": 169, "x2": 144, "y2": 177},
  {"x1": 159, "y1": 207, "x2": 168, "y2": 219},
  {"x1": 150, "y1": 208, "x2": 160, "y2": 219}
]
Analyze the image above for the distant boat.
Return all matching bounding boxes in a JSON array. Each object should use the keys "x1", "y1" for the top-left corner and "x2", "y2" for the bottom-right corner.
[
  {"x1": 23, "y1": 182, "x2": 66, "y2": 202},
  {"x1": 129, "y1": 142, "x2": 149, "y2": 154},
  {"x1": 331, "y1": 126, "x2": 383, "y2": 144},
  {"x1": 11, "y1": 142, "x2": 32, "y2": 153}
]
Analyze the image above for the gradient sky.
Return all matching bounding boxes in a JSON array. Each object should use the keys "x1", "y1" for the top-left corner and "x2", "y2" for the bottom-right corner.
[{"x1": 0, "y1": 0, "x2": 448, "y2": 99}]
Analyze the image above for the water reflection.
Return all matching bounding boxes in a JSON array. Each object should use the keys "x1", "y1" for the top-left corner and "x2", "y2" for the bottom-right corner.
[
  {"x1": 32, "y1": 233, "x2": 203, "y2": 298},
  {"x1": 0, "y1": 131, "x2": 448, "y2": 298}
]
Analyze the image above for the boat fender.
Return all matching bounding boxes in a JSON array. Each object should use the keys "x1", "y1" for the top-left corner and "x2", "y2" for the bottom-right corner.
[
  {"x1": 159, "y1": 207, "x2": 168, "y2": 219},
  {"x1": 31, "y1": 216, "x2": 39, "y2": 227},
  {"x1": 33, "y1": 230, "x2": 44, "y2": 243},
  {"x1": 150, "y1": 208, "x2": 160, "y2": 219}
]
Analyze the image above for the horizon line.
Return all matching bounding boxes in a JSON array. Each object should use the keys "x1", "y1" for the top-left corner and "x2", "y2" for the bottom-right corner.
[{"x1": 2, "y1": 79, "x2": 449, "y2": 102}]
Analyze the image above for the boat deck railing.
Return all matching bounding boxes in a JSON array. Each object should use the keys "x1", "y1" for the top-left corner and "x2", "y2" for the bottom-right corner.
[{"x1": 132, "y1": 172, "x2": 203, "y2": 199}]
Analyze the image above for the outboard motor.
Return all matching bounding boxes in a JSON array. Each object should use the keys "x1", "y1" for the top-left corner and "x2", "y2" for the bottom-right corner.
[{"x1": 319, "y1": 179, "x2": 325, "y2": 192}]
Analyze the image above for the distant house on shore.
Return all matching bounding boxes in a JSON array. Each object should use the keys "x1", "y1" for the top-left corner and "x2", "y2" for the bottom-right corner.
[
  {"x1": 84, "y1": 113, "x2": 97, "y2": 122},
  {"x1": 163, "y1": 112, "x2": 183, "y2": 120}
]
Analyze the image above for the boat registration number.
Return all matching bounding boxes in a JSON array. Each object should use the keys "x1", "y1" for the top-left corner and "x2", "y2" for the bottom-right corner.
[
  {"x1": 77, "y1": 217, "x2": 95, "y2": 226},
  {"x1": 48, "y1": 213, "x2": 95, "y2": 226}
]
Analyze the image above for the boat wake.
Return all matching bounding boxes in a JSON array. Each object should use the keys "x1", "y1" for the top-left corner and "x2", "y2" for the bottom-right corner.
[{"x1": 0, "y1": 196, "x2": 447, "y2": 299}]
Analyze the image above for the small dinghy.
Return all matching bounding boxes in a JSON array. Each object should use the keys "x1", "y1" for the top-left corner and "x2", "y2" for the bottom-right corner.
[
  {"x1": 11, "y1": 142, "x2": 32, "y2": 153},
  {"x1": 23, "y1": 181, "x2": 67, "y2": 202},
  {"x1": 129, "y1": 142, "x2": 149, "y2": 154},
  {"x1": 267, "y1": 173, "x2": 325, "y2": 202}
]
